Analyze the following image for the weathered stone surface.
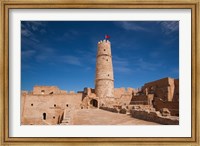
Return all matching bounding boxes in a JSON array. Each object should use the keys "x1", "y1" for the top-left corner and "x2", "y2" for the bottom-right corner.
[
  {"x1": 99, "y1": 106, "x2": 118, "y2": 113},
  {"x1": 153, "y1": 98, "x2": 179, "y2": 116},
  {"x1": 131, "y1": 109, "x2": 179, "y2": 125},
  {"x1": 130, "y1": 77, "x2": 179, "y2": 116},
  {"x1": 142, "y1": 77, "x2": 176, "y2": 102},
  {"x1": 21, "y1": 87, "x2": 83, "y2": 125},
  {"x1": 32, "y1": 86, "x2": 67, "y2": 95},
  {"x1": 119, "y1": 108, "x2": 127, "y2": 114},
  {"x1": 95, "y1": 40, "x2": 114, "y2": 99},
  {"x1": 160, "y1": 108, "x2": 171, "y2": 116},
  {"x1": 73, "y1": 109, "x2": 159, "y2": 125}
]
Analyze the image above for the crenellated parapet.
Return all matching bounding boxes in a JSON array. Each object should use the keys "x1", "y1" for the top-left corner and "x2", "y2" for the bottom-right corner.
[
  {"x1": 97, "y1": 39, "x2": 110, "y2": 44},
  {"x1": 97, "y1": 40, "x2": 112, "y2": 58}
]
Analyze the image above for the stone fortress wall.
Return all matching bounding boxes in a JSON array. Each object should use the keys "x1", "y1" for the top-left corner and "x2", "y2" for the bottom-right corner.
[
  {"x1": 21, "y1": 86, "x2": 133, "y2": 125},
  {"x1": 114, "y1": 88, "x2": 135, "y2": 106},
  {"x1": 21, "y1": 76, "x2": 179, "y2": 125},
  {"x1": 141, "y1": 77, "x2": 178, "y2": 102},
  {"x1": 32, "y1": 86, "x2": 67, "y2": 95},
  {"x1": 21, "y1": 86, "x2": 83, "y2": 125},
  {"x1": 130, "y1": 77, "x2": 179, "y2": 117}
]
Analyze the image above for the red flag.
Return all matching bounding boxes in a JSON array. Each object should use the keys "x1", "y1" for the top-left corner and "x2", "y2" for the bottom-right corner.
[{"x1": 105, "y1": 34, "x2": 110, "y2": 39}]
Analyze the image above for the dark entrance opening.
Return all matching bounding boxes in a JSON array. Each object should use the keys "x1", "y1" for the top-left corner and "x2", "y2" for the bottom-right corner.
[
  {"x1": 43, "y1": 113, "x2": 46, "y2": 120},
  {"x1": 90, "y1": 99, "x2": 98, "y2": 108}
]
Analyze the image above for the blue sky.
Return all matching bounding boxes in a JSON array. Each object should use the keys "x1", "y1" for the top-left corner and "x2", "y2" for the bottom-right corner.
[{"x1": 21, "y1": 21, "x2": 179, "y2": 92}]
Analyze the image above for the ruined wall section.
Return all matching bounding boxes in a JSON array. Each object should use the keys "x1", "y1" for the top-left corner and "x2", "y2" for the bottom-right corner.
[
  {"x1": 21, "y1": 93, "x2": 83, "y2": 125},
  {"x1": 173, "y1": 79, "x2": 179, "y2": 102},
  {"x1": 130, "y1": 77, "x2": 179, "y2": 116},
  {"x1": 167, "y1": 78, "x2": 175, "y2": 101},
  {"x1": 33, "y1": 86, "x2": 67, "y2": 95},
  {"x1": 81, "y1": 88, "x2": 98, "y2": 109},
  {"x1": 130, "y1": 94, "x2": 154, "y2": 105},
  {"x1": 142, "y1": 77, "x2": 175, "y2": 101},
  {"x1": 131, "y1": 108, "x2": 179, "y2": 125},
  {"x1": 114, "y1": 88, "x2": 135, "y2": 106},
  {"x1": 114, "y1": 88, "x2": 135, "y2": 97},
  {"x1": 95, "y1": 40, "x2": 114, "y2": 98},
  {"x1": 153, "y1": 98, "x2": 179, "y2": 116}
]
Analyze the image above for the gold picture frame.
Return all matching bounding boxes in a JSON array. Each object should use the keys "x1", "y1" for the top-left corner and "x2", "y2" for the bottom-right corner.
[{"x1": 0, "y1": 0, "x2": 199, "y2": 145}]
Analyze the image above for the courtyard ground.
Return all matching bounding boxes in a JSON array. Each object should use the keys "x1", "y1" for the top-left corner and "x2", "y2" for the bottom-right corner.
[{"x1": 72, "y1": 109, "x2": 160, "y2": 125}]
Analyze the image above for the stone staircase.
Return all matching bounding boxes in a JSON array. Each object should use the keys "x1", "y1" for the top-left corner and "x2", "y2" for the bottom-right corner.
[
  {"x1": 60, "y1": 109, "x2": 73, "y2": 125},
  {"x1": 60, "y1": 117, "x2": 70, "y2": 125},
  {"x1": 42, "y1": 120, "x2": 51, "y2": 125}
]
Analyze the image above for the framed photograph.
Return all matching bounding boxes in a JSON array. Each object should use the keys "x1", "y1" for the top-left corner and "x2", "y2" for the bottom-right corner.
[{"x1": 0, "y1": 0, "x2": 199, "y2": 145}]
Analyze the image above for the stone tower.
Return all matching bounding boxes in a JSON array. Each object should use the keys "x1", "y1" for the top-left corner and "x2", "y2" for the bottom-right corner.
[{"x1": 95, "y1": 39, "x2": 114, "y2": 98}]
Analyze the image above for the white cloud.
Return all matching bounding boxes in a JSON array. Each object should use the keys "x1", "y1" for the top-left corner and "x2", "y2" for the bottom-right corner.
[
  {"x1": 114, "y1": 66, "x2": 132, "y2": 73},
  {"x1": 116, "y1": 21, "x2": 148, "y2": 31},
  {"x1": 61, "y1": 55, "x2": 82, "y2": 66},
  {"x1": 22, "y1": 21, "x2": 46, "y2": 33},
  {"x1": 22, "y1": 50, "x2": 36, "y2": 58},
  {"x1": 21, "y1": 21, "x2": 47, "y2": 44},
  {"x1": 26, "y1": 21, "x2": 46, "y2": 31},
  {"x1": 159, "y1": 21, "x2": 179, "y2": 35},
  {"x1": 40, "y1": 29, "x2": 46, "y2": 34},
  {"x1": 116, "y1": 21, "x2": 178, "y2": 35},
  {"x1": 56, "y1": 30, "x2": 79, "y2": 41},
  {"x1": 149, "y1": 51, "x2": 160, "y2": 58},
  {"x1": 35, "y1": 47, "x2": 55, "y2": 62},
  {"x1": 113, "y1": 56, "x2": 132, "y2": 73},
  {"x1": 170, "y1": 67, "x2": 179, "y2": 74},
  {"x1": 136, "y1": 58, "x2": 162, "y2": 71},
  {"x1": 21, "y1": 29, "x2": 32, "y2": 37}
]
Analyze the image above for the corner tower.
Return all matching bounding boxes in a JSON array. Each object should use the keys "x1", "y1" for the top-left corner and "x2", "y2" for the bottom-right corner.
[{"x1": 95, "y1": 40, "x2": 114, "y2": 98}]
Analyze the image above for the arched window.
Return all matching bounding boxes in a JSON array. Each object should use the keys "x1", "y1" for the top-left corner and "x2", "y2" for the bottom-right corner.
[
  {"x1": 43, "y1": 113, "x2": 46, "y2": 120},
  {"x1": 41, "y1": 90, "x2": 45, "y2": 94}
]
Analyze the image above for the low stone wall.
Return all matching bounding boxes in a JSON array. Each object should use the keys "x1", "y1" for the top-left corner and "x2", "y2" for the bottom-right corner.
[
  {"x1": 131, "y1": 109, "x2": 179, "y2": 125},
  {"x1": 119, "y1": 108, "x2": 127, "y2": 114},
  {"x1": 153, "y1": 98, "x2": 179, "y2": 116},
  {"x1": 99, "y1": 106, "x2": 129, "y2": 114},
  {"x1": 99, "y1": 106, "x2": 118, "y2": 113}
]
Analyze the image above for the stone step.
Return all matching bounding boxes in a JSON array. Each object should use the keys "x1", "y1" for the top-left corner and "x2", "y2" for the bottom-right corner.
[
  {"x1": 62, "y1": 119, "x2": 70, "y2": 122},
  {"x1": 60, "y1": 123, "x2": 69, "y2": 125}
]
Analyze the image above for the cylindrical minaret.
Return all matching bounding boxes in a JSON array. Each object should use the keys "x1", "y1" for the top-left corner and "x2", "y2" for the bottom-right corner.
[{"x1": 95, "y1": 39, "x2": 114, "y2": 98}]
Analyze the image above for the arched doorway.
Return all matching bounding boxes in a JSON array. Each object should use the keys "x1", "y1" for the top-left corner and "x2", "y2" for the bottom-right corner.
[
  {"x1": 43, "y1": 113, "x2": 46, "y2": 120},
  {"x1": 90, "y1": 99, "x2": 98, "y2": 108}
]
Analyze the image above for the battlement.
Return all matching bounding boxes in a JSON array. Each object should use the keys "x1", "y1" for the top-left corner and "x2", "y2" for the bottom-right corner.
[
  {"x1": 98, "y1": 39, "x2": 110, "y2": 44},
  {"x1": 32, "y1": 85, "x2": 67, "y2": 95}
]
